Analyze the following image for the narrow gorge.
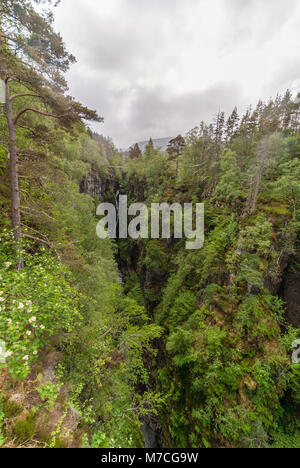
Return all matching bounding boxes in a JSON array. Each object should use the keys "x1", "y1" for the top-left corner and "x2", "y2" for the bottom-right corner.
[{"x1": 0, "y1": 0, "x2": 300, "y2": 450}]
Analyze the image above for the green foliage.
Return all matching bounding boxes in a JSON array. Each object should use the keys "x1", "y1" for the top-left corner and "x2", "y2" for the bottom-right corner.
[
  {"x1": 0, "y1": 397, "x2": 5, "y2": 447},
  {"x1": 1, "y1": 7, "x2": 300, "y2": 447},
  {"x1": 0, "y1": 230, "x2": 81, "y2": 381},
  {"x1": 123, "y1": 273, "x2": 144, "y2": 306},
  {"x1": 227, "y1": 214, "x2": 273, "y2": 289},
  {"x1": 214, "y1": 150, "x2": 245, "y2": 204},
  {"x1": 168, "y1": 291, "x2": 197, "y2": 330},
  {"x1": 234, "y1": 293, "x2": 284, "y2": 339},
  {"x1": 126, "y1": 144, "x2": 172, "y2": 202},
  {"x1": 37, "y1": 381, "x2": 61, "y2": 410},
  {"x1": 122, "y1": 107, "x2": 300, "y2": 447},
  {"x1": 91, "y1": 430, "x2": 114, "y2": 449},
  {"x1": 271, "y1": 431, "x2": 300, "y2": 449},
  {"x1": 142, "y1": 240, "x2": 170, "y2": 277},
  {"x1": 119, "y1": 297, "x2": 164, "y2": 384},
  {"x1": 271, "y1": 158, "x2": 300, "y2": 216}
]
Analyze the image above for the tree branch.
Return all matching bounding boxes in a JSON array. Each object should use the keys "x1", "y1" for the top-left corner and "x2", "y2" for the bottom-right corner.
[
  {"x1": 0, "y1": 32, "x2": 17, "y2": 43},
  {"x1": 21, "y1": 206, "x2": 56, "y2": 222},
  {"x1": 10, "y1": 93, "x2": 43, "y2": 102},
  {"x1": 14, "y1": 107, "x2": 60, "y2": 125},
  {"x1": 23, "y1": 233, "x2": 56, "y2": 251},
  {"x1": 21, "y1": 223, "x2": 59, "y2": 256}
]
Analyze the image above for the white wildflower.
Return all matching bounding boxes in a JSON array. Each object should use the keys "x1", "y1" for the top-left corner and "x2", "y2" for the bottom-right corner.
[
  {"x1": 29, "y1": 316, "x2": 37, "y2": 323},
  {"x1": 22, "y1": 355, "x2": 29, "y2": 361},
  {"x1": 18, "y1": 302, "x2": 25, "y2": 309},
  {"x1": 40, "y1": 325, "x2": 45, "y2": 330},
  {"x1": 26, "y1": 331, "x2": 32, "y2": 336},
  {"x1": 5, "y1": 262, "x2": 12, "y2": 268}
]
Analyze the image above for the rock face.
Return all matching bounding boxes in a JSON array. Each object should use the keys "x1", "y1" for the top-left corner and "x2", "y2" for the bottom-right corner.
[
  {"x1": 80, "y1": 169, "x2": 112, "y2": 200},
  {"x1": 265, "y1": 245, "x2": 300, "y2": 329},
  {"x1": 141, "y1": 415, "x2": 162, "y2": 448},
  {"x1": 1, "y1": 348, "x2": 83, "y2": 448},
  {"x1": 36, "y1": 403, "x2": 81, "y2": 447},
  {"x1": 282, "y1": 257, "x2": 300, "y2": 328}
]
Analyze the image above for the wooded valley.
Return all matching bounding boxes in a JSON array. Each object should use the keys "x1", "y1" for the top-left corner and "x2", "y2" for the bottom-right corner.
[{"x1": 0, "y1": 0, "x2": 299, "y2": 449}]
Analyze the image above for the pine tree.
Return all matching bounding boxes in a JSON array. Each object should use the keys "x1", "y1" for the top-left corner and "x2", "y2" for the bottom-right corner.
[
  {"x1": 0, "y1": 0, "x2": 101, "y2": 267},
  {"x1": 272, "y1": 158, "x2": 300, "y2": 218},
  {"x1": 248, "y1": 133, "x2": 288, "y2": 214},
  {"x1": 144, "y1": 137, "x2": 154, "y2": 158},
  {"x1": 167, "y1": 135, "x2": 185, "y2": 177},
  {"x1": 213, "y1": 111, "x2": 225, "y2": 186},
  {"x1": 281, "y1": 90, "x2": 293, "y2": 130},
  {"x1": 289, "y1": 94, "x2": 300, "y2": 135},
  {"x1": 214, "y1": 150, "x2": 244, "y2": 206},
  {"x1": 225, "y1": 107, "x2": 239, "y2": 142},
  {"x1": 129, "y1": 143, "x2": 142, "y2": 160}
]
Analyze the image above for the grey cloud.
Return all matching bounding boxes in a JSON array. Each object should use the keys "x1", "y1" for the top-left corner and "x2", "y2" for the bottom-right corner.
[
  {"x1": 223, "y1": 0, "x2": 298, "y2": 51},
  {"x1": 55, "y1": 0, "x2": 300, "y2": 147},
  {"x1": 105, "y1": 83, "x2": 243, "y2": 147},
  {"x1": 262, "y1": 59, "x2": 300, "y2": 98},
  {"x1": 61, "y1": 0, "x2": 185, "y2": 73}
]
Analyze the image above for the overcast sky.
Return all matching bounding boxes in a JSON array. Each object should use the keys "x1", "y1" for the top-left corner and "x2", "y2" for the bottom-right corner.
[{"x1": 54, "y1": 0, "x2": 300, "y2": 148}]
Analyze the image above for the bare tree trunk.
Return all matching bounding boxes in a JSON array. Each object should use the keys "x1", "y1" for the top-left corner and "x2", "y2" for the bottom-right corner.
[
  {"x1": 250, "y1": 165, "x2": 263, "y2": 215},
  {"x1": 249, "y1": 139, "x2": 268, "y2": 215},
  {"x1": 293, "y1": 194, "x2": 297, "y2": 219},
  {"x1": 5, "y1": 81, "x2": 22, "y2": 241},
  {"x1": 0, "y1": 33, "x2": 23, "y2": 269},
  {"x1": 213, "y1": 152, "x2": 219, "y2": 187}
]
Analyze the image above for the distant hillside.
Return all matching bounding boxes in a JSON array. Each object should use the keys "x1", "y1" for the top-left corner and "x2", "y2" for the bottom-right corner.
[{"x1": 128, "y1": 137, "x2": 174, "y2": 153}]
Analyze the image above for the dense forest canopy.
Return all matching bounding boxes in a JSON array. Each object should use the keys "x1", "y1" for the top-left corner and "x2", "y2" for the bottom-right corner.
[{"x1": 0, "y1": 0, "x2": 299, "y2": 450}]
